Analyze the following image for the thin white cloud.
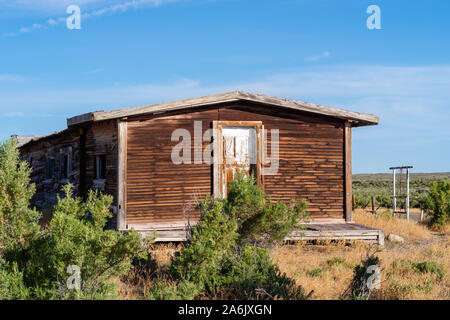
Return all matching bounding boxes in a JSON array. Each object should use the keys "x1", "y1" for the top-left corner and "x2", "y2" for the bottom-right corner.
[
  {"x1": 4, "y1": 0, "x2": 180, "y2": 37},
  {"x1": 305, "y1": 51, "x2": 331, "y2": 62},
  {"x1": 0, "y1": 0, "x2": 108, "y2": 12},
  {"x1": 4, "y1": 23, "x2": 43, "y2": 36},
  {"x1": 0, "y1": 74, "x2": 26, "y2": 82}
]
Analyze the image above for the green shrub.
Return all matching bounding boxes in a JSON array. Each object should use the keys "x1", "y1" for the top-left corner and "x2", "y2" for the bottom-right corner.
[
  {"x1": 354, "y1": 194, "x2": 370, "y2": 209},
  {"x1": 306, "y1": 268, "x2": 324, "y2": 277},
  {"x1": 411, "y1": 261, "x2": 445, "y2": 279},
  {"x1": 215, "y1": 246, "x2": 310, "y2": 300},
  {"x1": 20, "y1": 184, "x2": 151, "y2": 299},
  {"x1": 0, "y1": 139, "x2": 151, "y2": 300},
  {"x1": 0, "y1": 139, "x2": 40, "y2": 299},
  {"x1": 342, "y1": 251, "x2": 381, "y2": 300},
  {"x1": 146, "y1": 279, "x2": 202, "y2": 300},
  {"x1": 421, "y1": 180, "x2": 450, "y2": 226},
  {"x1": 0, "y1": 260, "x2": 29, "y2": 299},
  {"x1": 170, "y1": 198, "x2": 238, "y2": 288},
  {"x1": 326, "y1": 257, "x2": 347, "y2": 267},
  {"x1": 227, "y1": 172, "x2": 308, "y2": 246},
  {"x1": 0, "y1": 139, "x2": 40, "y2": 254},
  {"x1": 157, "y1": 171, "x2": 310, "y2": 300}
]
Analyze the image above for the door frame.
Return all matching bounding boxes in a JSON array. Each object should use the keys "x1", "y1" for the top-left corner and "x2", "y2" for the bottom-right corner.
[{"x1": 212, "y1": 121, "x2": 264, "y2": 198}]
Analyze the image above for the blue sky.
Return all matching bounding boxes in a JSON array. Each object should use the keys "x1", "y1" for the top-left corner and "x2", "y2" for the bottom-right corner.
[{"x1": 0, "y1": 0, "x2": 449, "y2": 173}]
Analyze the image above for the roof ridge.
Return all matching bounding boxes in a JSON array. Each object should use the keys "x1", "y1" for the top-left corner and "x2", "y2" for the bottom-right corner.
[{"x1": 66, "y1": 91, "x2": 379, "y2": 127}]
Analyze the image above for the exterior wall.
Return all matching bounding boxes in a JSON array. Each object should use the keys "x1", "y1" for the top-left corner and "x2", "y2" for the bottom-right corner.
[
  {"x1": 126, "y1": 107, "x2": 217, "y2": 225},
  {"x1": 223, "y1": 104, "x2": 345, "y2": 219},
  {"x1": 83, "y1": 120, "x2": 119, "y2": 228},
  {"x1": 19, "y1": 102, "x2": 347, "y2": 229},
  {"x1": 125, "y1": 103, "x2": 345, "y2": 226},
  {"x1": 84, "y1": 120, "x2": 118, "y2": 201},
  {"x1": 19, "y1": 121, "x2": 118, "y2": 227},
  {"x1": 20, "y1": 129, "x2": 82, "y2": 209}
]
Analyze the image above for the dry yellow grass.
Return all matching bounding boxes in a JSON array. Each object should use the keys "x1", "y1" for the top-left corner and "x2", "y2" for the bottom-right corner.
[
  {"x1": 119, "y1": 243, "x2": 183, "y2": 300},
  {"x1": 119, "y1": 211, "x2": 449, "y2": 300},
  {"x1": 353, "y1": 209, "x2": 432, "y2": 241},
  {"x1": 272, "y1": 210, "x2": 449, "y2": 300}
]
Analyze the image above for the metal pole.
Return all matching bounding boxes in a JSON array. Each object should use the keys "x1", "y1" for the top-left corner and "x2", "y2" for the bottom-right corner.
[
  {"x1": 393, "y1": 169, "x2": 396, "y2": 214},
  {"x1": 406, "y1": 168, "x2": 410, "y2": 221}
]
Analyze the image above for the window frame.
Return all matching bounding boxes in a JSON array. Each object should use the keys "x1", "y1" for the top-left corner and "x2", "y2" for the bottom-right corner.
[{"x1": 95, "y1": 154, "x2": 106, "y2": 180}]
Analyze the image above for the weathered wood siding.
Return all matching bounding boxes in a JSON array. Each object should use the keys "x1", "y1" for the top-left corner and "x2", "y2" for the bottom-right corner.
[
  {"x1": 224, "y1": 104, "x2": 345, "y2": 219},
  {"x1": 20, "y1": 129, "x2": 82, "y2": 208},
  {"x1": 126, "y1": 107, "x2": 217, "y2": 224},
  {"x1": 125, "y1": 103, "x2": 345, "y2": 225},
  {"x1": 84, "y1": 120, "x2": 118, "y2": 201},
  {"x1": 19, "y1": 121, "x2": 118, "y2": 226}
]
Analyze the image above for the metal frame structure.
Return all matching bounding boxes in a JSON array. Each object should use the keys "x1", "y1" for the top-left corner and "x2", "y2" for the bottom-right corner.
[{"x1": 390, "y1": 166, "x2": 413, "y2": 220}]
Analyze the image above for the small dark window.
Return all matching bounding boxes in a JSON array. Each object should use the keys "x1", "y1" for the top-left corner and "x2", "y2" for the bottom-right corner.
[
  {"x1": 46, "y1": 158, "x2": 55, "y2": 179},
  {"x1": 62, "y1": 154, "x2": 70, "y2": 179},
  {"x1": 95, "y1": 154, "x2": 106, "y2": 179}
]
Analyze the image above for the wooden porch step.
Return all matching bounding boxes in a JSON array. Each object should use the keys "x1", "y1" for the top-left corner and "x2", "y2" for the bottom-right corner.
[{"x1": 129, "y1": 221, "x2": 385, "y2": 245}]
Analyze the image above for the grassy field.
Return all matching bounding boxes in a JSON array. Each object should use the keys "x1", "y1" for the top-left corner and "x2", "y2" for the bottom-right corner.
[{"x1": 352, "y1": 172, "x2": 450, "y2": 209}]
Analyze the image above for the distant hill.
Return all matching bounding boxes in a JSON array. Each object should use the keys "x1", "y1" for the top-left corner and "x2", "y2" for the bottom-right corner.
[{"x1": 353, "y1": 172, "x2": 450, "y2": 182}]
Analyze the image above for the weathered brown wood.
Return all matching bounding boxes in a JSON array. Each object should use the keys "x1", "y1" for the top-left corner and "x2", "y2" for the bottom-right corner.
[
  {"x1": 131, "y1": 221, "x2": 385, "y2": 244},
  {"x1": 117, "y1": 120, "x2": 127, "y2": 230},
  {"x1": 213, "y1": 121, "x2": 220, "y2": 198},
  {"x1": 67, "y1": 112, "x2": 95, "y2": 127},
  {"x1": 345, "y1": 122, "x2": 352, "y2": 222},
  {"x1": 18, "y1": 128, "x2": 82, "y2": 208},
  {"x1": 124, "y1": 104, "x2": 347, "y2": 225}
]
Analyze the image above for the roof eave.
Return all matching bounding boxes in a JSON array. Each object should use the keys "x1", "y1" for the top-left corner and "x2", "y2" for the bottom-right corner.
[{"x1": 66, "y1": 91, "x2": 379, "y2": 127}]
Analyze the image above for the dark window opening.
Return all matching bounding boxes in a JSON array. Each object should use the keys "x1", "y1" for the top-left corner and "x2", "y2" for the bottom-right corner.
[
  {"x1": 62, "y1": 154, "x2": 70, "y2": 179},
  {"x1": 95, "y1": 154, "x2": 106, "y2": 180},
  {"x1": 46, "y1": 158, "x2": 55, "y2": 179}
]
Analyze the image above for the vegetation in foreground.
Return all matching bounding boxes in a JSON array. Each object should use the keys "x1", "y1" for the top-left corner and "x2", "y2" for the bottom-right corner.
[
  {"x1": 145, "y1": 171, "x2": 311, "y2": 300},
  {"x1": 0, "y1": 139, "x2": 149, "y2": 299},
  {"x1": 271, "y1": 210, "x2": 449, "y2": 300}
]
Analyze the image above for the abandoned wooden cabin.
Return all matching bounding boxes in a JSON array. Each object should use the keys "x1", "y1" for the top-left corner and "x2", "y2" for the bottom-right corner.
[{"x1": 16, "y1": 91, "x2": 384, "y2": 244}]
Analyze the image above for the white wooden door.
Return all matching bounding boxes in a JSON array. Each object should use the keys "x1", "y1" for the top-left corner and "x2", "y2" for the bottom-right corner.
[{"x1": 221, "y1": 126, "x2": 257, "y2": 196}]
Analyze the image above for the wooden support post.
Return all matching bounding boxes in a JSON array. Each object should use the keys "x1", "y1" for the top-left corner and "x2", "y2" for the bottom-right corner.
[
  {"x1": 344, "y1": 122, "x2": 352, "y2": 222},
  {"x1": 117, "y1": 119, "x2": 127, "y2": 230},
  {"x1": 372, "y1": 196, "x2": 376, "y2": 215},
  {"x1": 352, "y1": 194, "x2": 356, "y2": 211},
  {"x1": 420, "y1": 208, "x2": 424, "y2": 222}
]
